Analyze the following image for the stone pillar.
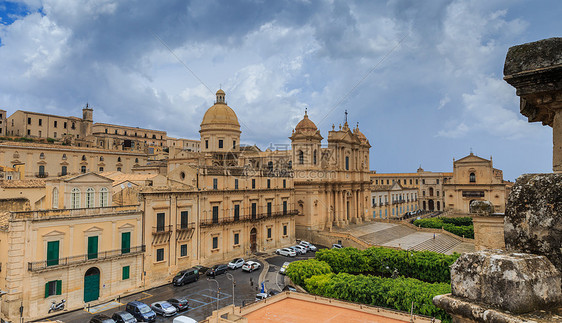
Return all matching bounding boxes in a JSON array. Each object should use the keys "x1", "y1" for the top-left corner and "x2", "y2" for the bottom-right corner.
[{"x1": 554, "y1": 109, "x2": 562, "y2": 171}]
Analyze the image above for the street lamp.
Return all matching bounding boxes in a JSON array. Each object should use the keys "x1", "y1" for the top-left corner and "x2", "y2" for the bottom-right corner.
[
  {"x1": 207, "y1": 278, "x2": 220, "y2": 312},
  {"x1": 226, "y1": 273, "x2": 236, "y2": 306}
]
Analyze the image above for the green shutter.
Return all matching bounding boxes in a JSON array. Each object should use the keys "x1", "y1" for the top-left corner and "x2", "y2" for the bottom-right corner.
[
  {"x1": 87, "y1": 236, "x2": 98, "y2": 259},
  {"x1": 56, "y1": 280, "x2": 62, "y2": 295},
  {"x1": 47, "y1": 241, "x2": 59, "y2": 266},
  {"x1": 121, "y1": 232, "x2": 131, "y2": 254},
  {"x1": 122, "y1": 266, "x2": 130, "y2": 280},
  {"x1": 45, "y1": 282, "x2": 50, "y2": 298}
]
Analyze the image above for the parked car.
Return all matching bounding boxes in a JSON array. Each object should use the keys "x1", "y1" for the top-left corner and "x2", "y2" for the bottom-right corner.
[
  {"x1": 242, "y1": 261, "x2": 261, "y2": 272},
  {"x1": 279, "y1": 261, "x2": 290, "y2": 275},
  {"x1": 206, "y1": 264, "x2": 228, "y2": 277},
  {"x1": 275, "y1": 248, "x2": 296, "y2": 257},
  {"x1": 126, "y1": 301, "x2": 156, "y2": 322},
  {"x1": 89, "y1": 314, "x2": 116, "y2": 323},
  {"x1": 151, "y1": 301, "x2": 178, "y2": 317},
  {"x1": 173, "y1": 268, "x2": 199, "y2": 286},
  {"x1": 192, "y1": 265, "x2": 209, "y2": 276},
  {"x1": 268, "y1": 289, "x2": 281, "y2": 297},
  {"x1": 111, "y1": 311, "x2": 137, "y2": 323},
  {"x1": 332, "y1": 243, "x2": 343, "y2": 249},
  {"x1": 228, "y1": 258, "x2": 245, "y2": 269},
  {"x1": 255, "y1": 292, "x2": 268, "y2": 302},
  {"x1": 300, "y1": 240, "x2": 317, "y2": 251},
  {"x1": 173, "y1": 316, "x2": 198, "y2": 323},
  {"x1": 283, "y1": 285, "x2": 297, "y2": 292},
  {"x1": 293, "y1": 245, "x2": 307, "y2": 254},
  {"x1": 167, "y1": 297, "x2": 189, "y2": 312}
]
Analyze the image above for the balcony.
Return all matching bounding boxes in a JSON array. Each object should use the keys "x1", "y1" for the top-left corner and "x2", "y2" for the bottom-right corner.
[
  {"x1": 28, "y1": 245, "x2": 145, "y2": 272},
  {"x1": 35, "y1": 172, "x2": 49, "y2": 178},
  {"x1": 152, "y1": 225, "x2": 173, "y2": 235},
  {"x1": 176, "y1": 222, "x2": 195, "y2": 241},
  {"x1": 11, "y1": 205, "x2": 140, "y2": 221},
  {"x1": 199, "y1": 209, "x2": 298, "y2": 228}
]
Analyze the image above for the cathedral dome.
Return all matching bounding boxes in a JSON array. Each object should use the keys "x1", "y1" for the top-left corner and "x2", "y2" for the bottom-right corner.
[
  {"x1": 294, "y1": 111, "x2": 317, "y2": 133},
  {"x1": 200, "y1": 90, "x2": 240, "y2": 129}
]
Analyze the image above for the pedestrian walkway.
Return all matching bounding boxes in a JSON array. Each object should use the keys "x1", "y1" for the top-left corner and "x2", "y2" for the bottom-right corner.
[{"x1": 85, "y1": 301, "x2": 121, "y2": 314}]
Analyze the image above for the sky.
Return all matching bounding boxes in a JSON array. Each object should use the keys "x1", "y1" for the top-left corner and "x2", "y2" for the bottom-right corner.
[{"x1": 0, "y1": 0, "x2": 560, "y2": 181}]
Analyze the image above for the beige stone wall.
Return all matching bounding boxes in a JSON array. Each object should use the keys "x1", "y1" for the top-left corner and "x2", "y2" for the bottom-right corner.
[
  {"x1": 473, "y1": 215, "x2": 505, "y2": 250},
  {"x1": 6, "y1": 110, "x2": 82, "y2": 139},
  {"x1": 371, "y1": 186, "x2": 418, "y2": 219},
  {"x1": 0, "y1": 109, "x2": 7, "y2": 136}
]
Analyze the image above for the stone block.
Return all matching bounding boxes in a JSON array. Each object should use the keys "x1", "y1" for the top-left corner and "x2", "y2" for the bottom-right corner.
[
  {"x1": 504, "y1": 37, "x2": 562, "y2": 76},
  {"x1": 450, "y1": 250, "x2": 561, "y2": 314},
  {"x1": 469, "y1": 200, "x2": 494, "y2": 215},
  {"x1": 504, "y1": 173, "x2": 562, "y2": 271}
]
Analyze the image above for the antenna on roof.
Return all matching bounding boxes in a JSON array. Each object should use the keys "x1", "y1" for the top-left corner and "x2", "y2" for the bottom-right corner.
[{"x1": 344, "y1": 110, "x2": 348, "y2": 123}]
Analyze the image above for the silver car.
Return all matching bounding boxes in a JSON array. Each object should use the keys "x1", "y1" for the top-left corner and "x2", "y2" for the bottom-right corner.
[
  {"x1": 228, "y1": 258, "x2": 245, "y2": 269},
  {"x1": 151, "y1": 301, "x2": 177, "y2": 317}
]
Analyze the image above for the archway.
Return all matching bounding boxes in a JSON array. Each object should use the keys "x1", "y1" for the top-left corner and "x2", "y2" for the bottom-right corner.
[
  {"x1": 84, "y1": 267, "x2": 100, "y2": 303},
  {"x1": 429, "y1": 187, "x2": 434, "y2": 196},
  {"x1": 250, "y1": 228, "x2": 257, "y2": 253},
  {"x1": 428, "y1": 199, "x2": 435, "y2": 211}
]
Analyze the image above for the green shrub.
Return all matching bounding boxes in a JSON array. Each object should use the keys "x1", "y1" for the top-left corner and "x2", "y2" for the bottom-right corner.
[
  {"x1": 413, "y1": 217, "x2": 474, "y2": 239},
  {"x1": 285, "y1": 259, "x2": 332, "y2": 286},
  {"x1": 305, "y1": 273, "x2": 451, "y2": 322}
]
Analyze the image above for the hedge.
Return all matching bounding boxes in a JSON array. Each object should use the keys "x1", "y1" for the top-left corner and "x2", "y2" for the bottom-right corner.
[
  {"x1": 285, "y1": 259, "x2": 332, "y2": 286},
  {"x1": 413, "y1": 217, "x2": 474, "y2": 239},
  {"x1": 305, "y1": 273, "x2": 451, "y2": 322}
]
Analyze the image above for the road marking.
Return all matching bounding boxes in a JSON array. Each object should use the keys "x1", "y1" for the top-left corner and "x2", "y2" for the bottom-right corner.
[{"x1": 138, "y1": 291, "x2": 152, "y2": 301}]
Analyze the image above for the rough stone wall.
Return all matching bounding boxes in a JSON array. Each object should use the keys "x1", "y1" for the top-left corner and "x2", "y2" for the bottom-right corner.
[
  {"x1": 0, "y1": 198, "x2": 30, "y2": 212},
  {"x1": 504, "y1": 173, "x2": 562, "y2": 271}
]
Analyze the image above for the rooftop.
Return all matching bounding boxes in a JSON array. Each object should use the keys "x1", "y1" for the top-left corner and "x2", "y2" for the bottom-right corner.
[{"x1": 0, "y1": 179, "x2": 45, "y2": 188}]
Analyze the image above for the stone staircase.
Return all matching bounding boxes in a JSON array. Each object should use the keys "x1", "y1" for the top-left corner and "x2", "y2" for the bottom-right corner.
[
  {"x1": 411, "y1": 233, "x2": 461, "y2": 254},
  {"x1": 359, "y1": 225, "x2": 416, "y2": 245}
]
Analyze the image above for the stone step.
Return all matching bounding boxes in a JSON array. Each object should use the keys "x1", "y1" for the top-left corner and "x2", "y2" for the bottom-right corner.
[
  {"x1": 359, "y1": 225, "x2": 416, "y2": 245},
  {"x1": 411, "y1": 233, "x2": 461, "y2": 254}
]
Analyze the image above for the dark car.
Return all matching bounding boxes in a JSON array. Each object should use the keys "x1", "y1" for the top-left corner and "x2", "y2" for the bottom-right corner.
[
  {"x1": 126, "y1": 301, "x2": 156, "y2": 322},
  {"x1": 111, "y1": 311, "x2": 137, "y2": 323},
  {"x1": 193, "y1": 265, "x2": 209, "y2": 276},
  {"x1": 206, "y1": 264, "x2": 228, "y2": 277},
  {"x1": 283, "y1": 285, "x2": 297, "y2": 292},
  {"x1": 267, "y1": 289, "x2": 281, "y2": 297},
  {"x1": 167, "y1": 297, "x2": 189, "y2": 312},
  {"x1": 173, "y1": 268, "x2": 199, "y2": 286},
  {"x1": 89, "y1": 314, "x2": 116, "y2": 323}
]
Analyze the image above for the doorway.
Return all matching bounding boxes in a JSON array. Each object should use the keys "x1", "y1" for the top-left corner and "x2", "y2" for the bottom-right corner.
[
  {"x1": 84, "y1": 267, "x2": 100, "y2": 303},
  {"x1": 250, "y1": 228, "x2": 257, "y2": 253}
]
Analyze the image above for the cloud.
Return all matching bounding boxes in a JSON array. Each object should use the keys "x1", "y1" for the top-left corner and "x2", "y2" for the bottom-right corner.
[
  {"x1": 438, "y1": 122, "x2": 469, "y2": 138},
  {"x1": 437, "y1": 96, "x2": 450, "y2": 110}
]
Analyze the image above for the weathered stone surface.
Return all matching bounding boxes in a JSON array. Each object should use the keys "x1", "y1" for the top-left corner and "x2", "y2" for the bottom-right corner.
[
  {"x1": 504, "y1": 38, "x2": 562, "y2": 76},
  {"x1": 504, "y1": 173, "x2": 562, "y2": 270},
  {"x1": 469, "y1": 200, "x2": 494, "y2": 215},
  {"x1": 450, "y1": 250, "x2": 561, "y2": 314}
]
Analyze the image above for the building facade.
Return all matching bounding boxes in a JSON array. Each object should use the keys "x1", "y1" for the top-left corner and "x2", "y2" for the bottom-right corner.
[
  {"x1": 371, "y1": 182, "x2": 418, "y2": 219},
  {"x1": 443, "y1": 153, "x2": 511, "y2": 214}
]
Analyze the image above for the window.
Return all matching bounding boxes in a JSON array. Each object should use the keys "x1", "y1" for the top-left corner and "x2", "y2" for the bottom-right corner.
[
  {"x1": 212, "y1": 237, "x2": 218, "y2": 249},
  {"x1": 121, "y1": 232, "x2": 131, "y2": 254},
  {"x1": 423, "y1": 191, "x2": 426, "y2": 196},
  {"x1": 212, "y1": 206, "x2": 219, "y2": 224},
  {"x1": 115, "y1": 129, "x2": 118, "y2": 134},
  {"x1": 135, "y1": 158, "x2": 139, "y2": 163},
  {"x1": 251, "y1": 203, "x2": 257, "y2": 219},
  {"x1": 470, "y1": 172, "x2": 476, "y2": 183},
  {"x1": 60, "y1": 165, "x2": 67, "y2": 176},
  {"x1": 234, "y1": 233, "x2": 239, "y2": 245},
  {"x1": 54, "y1": 132, "x2": 57, "y2": 138},
  {"x1": 39, "y1": 119, "x2": 42, "y2": 126},
  {"x1": 218, "y1": 139, "x2": 223, "y2": 149},
  {"x1": 234, "y1": 179, "x2": 238, "y2": 190},
  {"x1": 283, "y1": 179, "x2": 286, "y2": 188},
  {"x1": 233, "y1": 140, "x2": 236, "y2": 149},
  {"x1": 234, "y1": 205, "x2": 240, "y2": 221},
  {"x1": 46, "y1": 240, "x2": 60, "y2": 266},
  {"x1": 205, "y1": 140, "x2": 208, "y2": 149},
  {"x1": 27, "y1": 129, "x2": 30, "y2": 135},
  {"x1": 267, "y1": 179, "x2": 271, "y2": 189},
  {"x1": 416, "y1": 179, "x2": 419, "y2": 185},
  {"x1": 267, "y1": 202, "x2": 272, "y2": 216},
  {"x1": 63, "y1": 122, "x2": 67, "y2": 129},
  {"x1": 99, "y1": 188, "x2": 108, "y2": 207},
  {"x1": 87, "y1": 236, "x2": 98, "y2": 259},
  {"x1": 86, "y1": 188, "x2": 95, "y2": 208},
  {"x1": 387, "y1": 179, "x2": 389, "y2": 185},
  {"x1": 403, "y1": 179, "x2": 406, "y2": 184},
  {"x1": 38, "y1": 165, "x2": 45, "y2": 176},
  {"x1": 52, "y1": 188, "x2": 59, "y2": 209},
  {"x1": 252, "y1": 179, "x2": 256, "y2": 189},
  {"x1": 122, "y1": 266, "x2": 130, "y2": 280},
  {"x1": 283, "y1": 225, "x2": 287, "y2": 236},
  {"x1": 422, "y1": 179, "x2": 425, "y2": 184},
  {"x1": 81, "y1": 165, "x2": 87, "y2": 173},
  {"x1": 313, "y1": 150, "x2": 317, "y2": 165},
  {"x1": 71, "y1": 188, "x2": 80, "y2": 208},
  {"x1": 117, "y1": 157, "x2": 121, "y2": 162},
  {"x1": 267, "y1": 227, "x2": 272, "y2": 239},
  {"x1": 40, "y1": 152, "x2": 45, "y2": 159},
  {"x1": 44, "y1": 280, "x2": 62, "y2": 298},
  {"x1": 105, "y1": 128, "x2": 108, "y2": 133},
  {"x1": 71, "y1": 122, "x2": 75, "y2": 130},
  {"x1": 27, "y1": 117, "x2": 31, "y2": 125},
  {"x1": 99, "y1": 167, "x2": 104, "y2": 172},
  {"x1": 298, "y1": 151, "x2": 304, "y2": 165},
  {"x1": 178, "y1": 211, "x2": 188, "y2": 229},
  {"x1": 410, "y1": 179, "x2": 412, "y2": 185},
  {"x1": 180, "y1": 244, "x2": 187, "y2": 257},
  {"x1": 283, "y1": 201, "x2": 287, "y2": 215},
  {"x1": 156, "y1": 213, "x2": 165, "y2": 231},
  {"x1": 437, "y1": 179, "x2": 440, "y2": 184},
  {"x1": 345, "y1": 156, "x2": 349, "y2": 170},
  {"x1": 117, "y1": 167, "x2": 122, "y2": 171},
  {"x1": 156, "y1": 248, "x2": 164, "y2": 262},
  {"x1": 213, "y1": 178, "x2": 218, "y2": 190}
]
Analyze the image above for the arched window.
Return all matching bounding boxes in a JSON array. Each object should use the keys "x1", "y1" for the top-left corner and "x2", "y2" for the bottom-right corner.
[
  {"x1": 39, "y1": 152, "x2": 45, "y2": 159},
  {"x1": 86, "y1": 188, "x2": 95, "y2": 208},
  {"x1": 135, "y1": 158, "x2": 139, "y2": 163},
  {"x1": 99, "y1": 156, "x2": 104, "y2": 162},
  {"x1": 470, "y1": 172, "x2": 476, "y2": 183},
  {"x1": 345, "y1": 156, "x2": 349, "y2": 170},
  {"x1": 81, "y1": 155, "x2": 87, "y2": 161},
  {"x1": 313, "y1": 150, "x2": 317, "y2": 165},
  {"x1": 71, "y1": 188, "x2": 81, "y2": 209},
  {"x1": 298, "y1": 151, "x2": 304, "y2": 165},
  {"x1": 52, "y1": 187, "x2": 59, "y2": 209},
  {"x1": 62, "y1": 153, "x2": 67, "y2": 160},
  {"x1": 268, "y1": 161, "x2": 273, "y2": 171},
  {"x1": 117, "y1": 157, "x2": 121, "y2": 162},
  {"x1": 61, "y1": 165, "x2": 67, "y2": 176},
  {"x1": 99, "y1": 188, "x2": 108, "y2": 207}
]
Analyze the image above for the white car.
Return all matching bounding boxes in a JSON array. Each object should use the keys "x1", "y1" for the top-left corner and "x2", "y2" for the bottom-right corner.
[
  {"x1": 276, "y1": 248, "x2": 296, "y2": 257},
  {"x1": 151, "y1": 301, "x2": 178, "y2": 317},
  {"x1": 300, "y1": 241, "x2": 317, "y2": 251},
  {"x1": 332, "y1": 243, "x2": 343, "y2": 249},
  {"x1": 279, "y1": 261, "x2": 290, "y2": 275},
  {"x1": 293, "y1": 245, "x2": 306, "y2": 254},
  {"x1": 242, "y1": 261, "x2": 261, "y2": 272},
  {"x1": 228, "y1": 258, "x2": 245, "y2": 269},
  {"x1": 255, "y1": 292, "x2": 268, "y2": 302}
]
